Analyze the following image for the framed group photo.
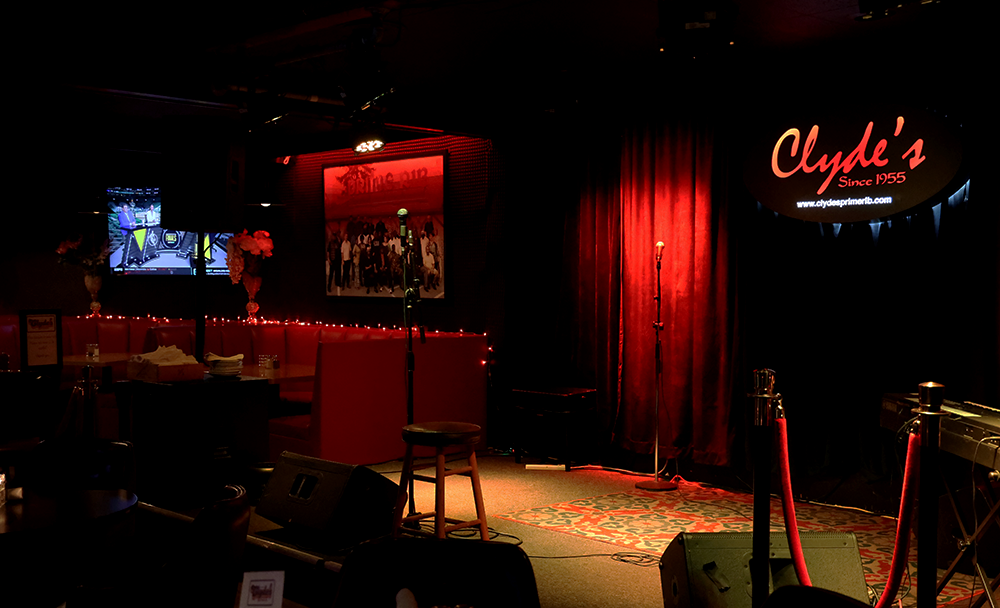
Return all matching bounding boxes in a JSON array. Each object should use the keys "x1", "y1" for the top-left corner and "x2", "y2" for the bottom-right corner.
[{"x1": 323, "y1": 154, "x2": 445, "y2": 299}]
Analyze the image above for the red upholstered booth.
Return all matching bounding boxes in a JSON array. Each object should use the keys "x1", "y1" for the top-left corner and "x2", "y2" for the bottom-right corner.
[
  {"x1": 0, "y1": 315, "x2": 170, "y2": 373},
  {"x1": 142, "y1": 323, "x2": 409, "y2": 404},
  {"x1": 143, "y1": 325, "x2": 196, "y2": 355},
  {"x1": 268, "y1": 333, "x2": 489, "y2": 465},
  {"x1": 1, "y1": 315, "x2": 488, "y2": 464}
]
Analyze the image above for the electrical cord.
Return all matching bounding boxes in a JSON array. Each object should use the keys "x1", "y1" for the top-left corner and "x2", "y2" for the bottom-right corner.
[
  {"x1": 668, "y1": 478, "x2": 780, "y2": 525},
  {"x1": 965, "y1": 435, "x2": 1000, "y2": 607},
  {"x1": 407, "y1": 521, "x2": 659, "y2": 567},
  {"x1": 569, "y1": 463, "x2": 667, "y2": 477},
  {"x1": 528, "y1": 552, "x2": 660, "y2": 567},
  {"x1": 894, "y1": 416, "x2": 919, "y2": 479}
]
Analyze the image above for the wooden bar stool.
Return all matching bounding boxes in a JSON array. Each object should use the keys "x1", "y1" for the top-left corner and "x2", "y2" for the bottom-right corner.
[{"x1": 393, "y1": 421, "x2": 489, "y2": 540}]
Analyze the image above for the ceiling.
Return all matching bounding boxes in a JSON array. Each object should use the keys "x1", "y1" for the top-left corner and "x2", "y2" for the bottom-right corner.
[{"x1": 22, "y1": 0, "x2": 975, "y2": 152}]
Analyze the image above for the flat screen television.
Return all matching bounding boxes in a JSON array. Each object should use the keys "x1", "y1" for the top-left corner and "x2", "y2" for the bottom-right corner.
[{"x1": 106, "y1": 187, "x2": 233, "y2": 276}]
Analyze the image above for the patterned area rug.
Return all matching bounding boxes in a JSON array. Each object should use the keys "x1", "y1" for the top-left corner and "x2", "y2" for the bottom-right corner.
[{"x1": 495, "y1": 479, "x2": 991, "y2": 607}]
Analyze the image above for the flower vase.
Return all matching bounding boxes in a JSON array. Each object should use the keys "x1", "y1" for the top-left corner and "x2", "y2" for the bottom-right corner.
[
  {"x1": 243, "y1": 272, "x2": 262, "y2": 323},
  {"x1": 84, "y1": 273, "x2": 103, "y2": 316}
]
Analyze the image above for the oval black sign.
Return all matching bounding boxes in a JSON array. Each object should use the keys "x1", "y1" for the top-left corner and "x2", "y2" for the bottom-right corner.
[{"x1": 743, "y1": 105, "x2": 963, "y2": 223}]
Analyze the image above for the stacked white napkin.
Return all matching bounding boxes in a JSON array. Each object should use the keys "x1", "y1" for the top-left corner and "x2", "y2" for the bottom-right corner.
[
  {"x1": 205, "y1": 352, "x2": 244, "y2": 376},
  {"x1": 130, "y1": 345, "x2": 200, "y2": 366}
]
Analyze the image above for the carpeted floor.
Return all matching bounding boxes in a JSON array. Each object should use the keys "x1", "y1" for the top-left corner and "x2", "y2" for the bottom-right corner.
[
  {"x1": 364, "y1": 453, "x2": 999, "y2": 608},
  {"x1": 494, "y1": 478, "x2": 989, "y2": 607}
]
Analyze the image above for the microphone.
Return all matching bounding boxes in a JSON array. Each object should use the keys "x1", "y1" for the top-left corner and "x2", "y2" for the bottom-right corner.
[
  {"x1": 655, "y1": 241, "x2": 664, "y2": 262},
  {"x1": 397, "y1": 208, "x2": 408, "y2": 238}
]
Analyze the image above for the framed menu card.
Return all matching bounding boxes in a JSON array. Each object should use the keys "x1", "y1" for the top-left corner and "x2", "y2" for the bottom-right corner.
[{"x1": 19, "y1": 309, "x2": 62, "y2": 370}]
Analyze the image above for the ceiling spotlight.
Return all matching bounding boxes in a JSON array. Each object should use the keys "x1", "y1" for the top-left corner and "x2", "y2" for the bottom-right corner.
[
  {"x1": 352, "y1": 122, "x2": 385, "y2": 155},
  {"x1": 354, "y1": 139, "x2": 385, "y2": 154},
  {"x1": 263, "y1": 113, "x2": 288, "y2": 126}
]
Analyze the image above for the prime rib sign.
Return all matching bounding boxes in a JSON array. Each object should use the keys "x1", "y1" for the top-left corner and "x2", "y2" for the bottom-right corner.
[{"x1": 744, "y1": 105, "x2": 963, "y2": 223}]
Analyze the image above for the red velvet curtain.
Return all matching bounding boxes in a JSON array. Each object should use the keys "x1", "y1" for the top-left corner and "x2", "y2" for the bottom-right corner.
[
  {"x1": 564, "y1": 138, "x2": 622, "y2": 444},
  {"x1": 568, "y1": 116, "x2": 737, "y2": 465}
]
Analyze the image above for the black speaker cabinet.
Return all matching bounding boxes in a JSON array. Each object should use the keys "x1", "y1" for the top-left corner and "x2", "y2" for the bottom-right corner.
[
  {"x1": 659, "y1": 532, "x2": 869, "y2": 608},
  {"x1": 256, "y1": 451, "x2": 399, "y2": 552}
]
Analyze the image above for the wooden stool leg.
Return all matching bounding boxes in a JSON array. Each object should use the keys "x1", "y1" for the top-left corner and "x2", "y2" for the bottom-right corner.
[
  {"x1": 435, "y1": 446, "x2": 447, "y2": 539},
  {"x1": 393, "y1": 443, "x2": 415, "y2": 538},
  {"x1": 468, "y1": 447, "x2": 489, "y2": 540}
]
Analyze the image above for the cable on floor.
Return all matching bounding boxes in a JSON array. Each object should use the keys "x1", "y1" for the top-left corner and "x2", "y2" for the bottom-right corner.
[
  {"x1": 405, "y1": 523, "x2": 658, "y2": 567},
  {"x1": 528, "y1": 552, "x2": 660, "y2": 567}
]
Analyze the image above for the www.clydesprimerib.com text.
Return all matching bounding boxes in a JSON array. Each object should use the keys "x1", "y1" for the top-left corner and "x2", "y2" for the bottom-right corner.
[{"x1": 796, "y1": 196, "x2": 892, "y2": 209}]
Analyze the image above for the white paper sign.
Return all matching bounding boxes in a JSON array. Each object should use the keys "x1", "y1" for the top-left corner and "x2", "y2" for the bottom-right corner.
[
  {"x1": 25, "y1": 313, "x2": 59, "y2": 366},
  {"x1": 239, "y1": 571, "x2": 285, "y2": 607}
]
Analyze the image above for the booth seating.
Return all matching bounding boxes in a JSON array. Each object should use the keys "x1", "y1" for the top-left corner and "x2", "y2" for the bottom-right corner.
[
  {"x1": 143, "y1": 323, "x2": 407, "y2": 404},
  {"x1": 62, "y1": 316, "x2": 160, "y2": 359},
  {"x1": 268, "y1": 334, "x2": 489, "y2": 465},
  {"x1": 0, "y1": 314, "x2": 162, "y2": 373},
  {"x1": 1, "y1": 314, "x2": 489, "y2": 465}
]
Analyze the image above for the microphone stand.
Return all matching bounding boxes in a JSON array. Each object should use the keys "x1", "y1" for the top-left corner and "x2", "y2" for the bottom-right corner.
[
  {"x1": 636, "y1": 246, "x2": 677, "y2": 492},
  {"x1": 398, "y1": 210, "x2": 425, "y2": 520}
]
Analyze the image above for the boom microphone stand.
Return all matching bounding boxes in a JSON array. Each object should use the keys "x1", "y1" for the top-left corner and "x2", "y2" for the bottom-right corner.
[{"x1": 636, "y1": 241, "x2": 677, "y2": 492}]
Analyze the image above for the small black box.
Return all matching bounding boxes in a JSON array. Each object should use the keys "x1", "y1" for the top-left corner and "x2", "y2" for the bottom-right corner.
[{"x1": 511, "y1": 387, "x2": 598, "y2": 467}]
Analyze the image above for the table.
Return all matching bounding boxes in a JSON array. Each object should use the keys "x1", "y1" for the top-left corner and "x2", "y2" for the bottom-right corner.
[
  {"x1": 63, "y1": 352, "x2": 134, "y2": 381},
  {"x1": 62, "y1": 352, "x2": 134, "y2": 389},
  {"x1": 62, "y1": 353, "x2": 137, "y2": 438},
  {"x1": 115, "y1": 377, "x2": 276, "y2": 510},
  {"x1": 240, "y1": 364, "x2": 316, "y2": 384},
  {"x1": 1, "y1": 488, "x2": 138, "y2": 605},
  {"x1": 63, "y1": 353, "x2": 133, "y2": 367},
  {"x1": 0, "y1": 488, "x2": 137, "y2": 536}
]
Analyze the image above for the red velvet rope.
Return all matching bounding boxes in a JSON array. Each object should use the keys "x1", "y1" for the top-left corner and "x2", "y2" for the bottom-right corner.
[
  {"x1": 875, "y1": 429, "x2": 920, "y2": 608},
  {"x1": 776, "y1": 418, "x2": 920, "y2": 605},
  {"x1": 776, "y1": 417, "x2": 812, "y2": 586}
]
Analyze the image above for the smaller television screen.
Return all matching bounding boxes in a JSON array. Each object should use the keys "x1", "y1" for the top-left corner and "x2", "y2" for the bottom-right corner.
[{"x1": 106, "y1": 187, "x2": 233, "y2": 276}]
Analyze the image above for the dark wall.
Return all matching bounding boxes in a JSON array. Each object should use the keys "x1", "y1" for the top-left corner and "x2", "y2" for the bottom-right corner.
[
  {"x1": 7, "y1": 16, "x2": 992, "y2": 486},
  {"x1": 6, "y1": 128, "x2": 499, "y2": 337},
  {"x1": 258, "y1": 135, "x2": 493, "y2": 332}
]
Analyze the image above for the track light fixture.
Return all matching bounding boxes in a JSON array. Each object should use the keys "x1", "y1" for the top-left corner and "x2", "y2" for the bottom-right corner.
[{"x1": 352, "y1": 121, "x2": 385, "y2": 155}]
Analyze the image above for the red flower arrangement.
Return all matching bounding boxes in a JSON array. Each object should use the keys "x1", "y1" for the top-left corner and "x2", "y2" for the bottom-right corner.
[
  {"x1": 226, "y1": 230, "x2": 274, "y2": 283},
  {"x1": 56, "y1": 234, "x2": 111, "y2": 275},
  {"x1": 226, "y1": 230, "x2": 274, "y2": 320}
]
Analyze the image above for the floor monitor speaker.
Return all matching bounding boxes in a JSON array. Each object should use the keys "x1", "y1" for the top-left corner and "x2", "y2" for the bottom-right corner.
[
  {"x1": 256, "y1": 451, "x2": 399, "y2": 552},
  {"x1": 659, "y1": 531, "x2": 869, "y2": 608}
]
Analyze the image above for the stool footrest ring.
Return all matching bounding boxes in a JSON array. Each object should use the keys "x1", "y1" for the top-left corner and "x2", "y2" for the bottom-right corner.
[
  {"x1": 444, "y1": 519, "x2": 485, "y2": 533},
  {"x1": 402, "y1": 511, "x2": 438, "y2": 523}
]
